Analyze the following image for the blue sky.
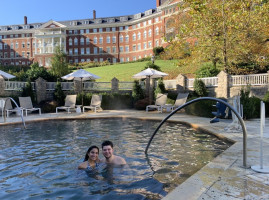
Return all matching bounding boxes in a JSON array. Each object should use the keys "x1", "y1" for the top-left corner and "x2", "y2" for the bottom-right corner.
[{"x1": 0, "y1": 0, "x2": 156, "y2": 26}]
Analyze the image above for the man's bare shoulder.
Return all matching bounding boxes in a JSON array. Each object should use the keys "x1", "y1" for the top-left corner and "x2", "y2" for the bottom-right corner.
[{"x1": 114, "y1": 155, "x2": 126, "y2": 165}]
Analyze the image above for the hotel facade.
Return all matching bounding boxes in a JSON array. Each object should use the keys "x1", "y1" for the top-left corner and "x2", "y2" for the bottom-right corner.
[{"x1": 0, "y1": 0, "x2": 180, "y2": 67}]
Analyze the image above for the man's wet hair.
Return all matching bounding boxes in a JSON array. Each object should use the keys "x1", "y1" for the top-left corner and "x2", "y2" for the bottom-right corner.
[{"x1": 102, "y1": 140, "x2": 113, "y2": 149}]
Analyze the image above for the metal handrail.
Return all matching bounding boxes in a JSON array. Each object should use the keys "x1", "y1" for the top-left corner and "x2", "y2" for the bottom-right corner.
[
  {"x1": 3, "y1": 97, "x2": 26, "y2": 129},
  {"x1": 145, "y1": 97, "x2": 248, "y2": 168}
]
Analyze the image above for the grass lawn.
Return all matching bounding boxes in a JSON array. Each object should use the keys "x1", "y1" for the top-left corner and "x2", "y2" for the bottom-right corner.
[{"x1": 83, "y1": 59, "x2": 199, "y2": 82}]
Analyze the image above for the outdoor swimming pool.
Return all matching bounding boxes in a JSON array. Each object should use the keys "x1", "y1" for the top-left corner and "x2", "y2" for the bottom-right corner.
[{"x1": 0, "y1": 118, "x2": 231, "y2": 200}]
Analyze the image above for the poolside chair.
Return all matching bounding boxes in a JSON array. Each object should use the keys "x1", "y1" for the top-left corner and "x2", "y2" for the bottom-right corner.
[
  {"x1": 3, "y1": 98, "x2": 24, "y2": 117},
  {"x1": 162, "y1": 93, "x2": 189, "y2": 112},
  {"x1": 146, "y1": 93, "x2": 168, "y2": 113},
  {"x1": 83, "y1": 94, "x2": 102, "y2": 113},
  {"x1": 56, "y1": 95, "x2": 77, "y2": 113},
  {"x1": 19, "y1": 97, "x2": 41, "y2": 116}
]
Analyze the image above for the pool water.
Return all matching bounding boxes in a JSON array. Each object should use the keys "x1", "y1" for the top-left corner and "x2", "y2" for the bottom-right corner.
[{"x1": 0, "y1": 119, "x2": 231, "y2": 200}]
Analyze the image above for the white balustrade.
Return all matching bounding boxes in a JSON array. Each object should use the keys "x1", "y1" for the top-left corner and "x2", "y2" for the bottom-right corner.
[
  {"x1": 84, "y1": 82, "x2": 111, "y2": 90},
  {"x1": 230, "y1": 74, "x2": 269, "y2": 86},
  {"x1": 187, "y1": 77, "x2": 218, "y2": 88},
  {"x1": 5, "y1": 81, "x2": 35, "y2": 91}
]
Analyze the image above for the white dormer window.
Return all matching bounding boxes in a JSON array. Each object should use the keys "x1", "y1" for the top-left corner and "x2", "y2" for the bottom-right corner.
[
  {"x1": 112, "y1": 27, "x2": 116, "y2": 32},
  {"x1": 24, "y1": 25, "x2": 30, "y2": 29},
  {"x1": 145, "y1": 9, "x2": 153, "y2": 16},
  {"x1": 106, "y1": 27, "x2": 110, "y2": 32},
  {"x1": 134, "y1": 13, "x2": 141, "y2": 19},
  {"x1": 108, "y1": 18, "x2": 115, "y2": 23},
  {"x1": 120, "y1": 16, "x2": 128, "y2": 22},
  {"x1": 84, "y1": 21, "x2": 88, "y2": 24}
]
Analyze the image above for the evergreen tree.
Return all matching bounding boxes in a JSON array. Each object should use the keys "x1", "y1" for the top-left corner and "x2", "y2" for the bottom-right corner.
[{"x1": 50, "y1": 46, "x2": 69, "y2": 78}]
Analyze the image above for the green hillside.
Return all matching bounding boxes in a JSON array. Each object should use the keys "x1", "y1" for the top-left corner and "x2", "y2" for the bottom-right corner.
[{"x1": 83, "y1": 60, "x2": 184, "y2": 82}]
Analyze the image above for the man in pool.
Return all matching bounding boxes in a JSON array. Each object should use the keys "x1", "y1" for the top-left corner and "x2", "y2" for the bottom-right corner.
[{"x1": 101, "y1": 140, "x2": 126, "y2": 165}]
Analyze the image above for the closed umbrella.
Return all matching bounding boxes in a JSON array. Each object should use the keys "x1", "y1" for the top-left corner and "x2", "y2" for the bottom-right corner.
[{"x1": 61, "y1": 69, "x2": 100, "y2": 105}]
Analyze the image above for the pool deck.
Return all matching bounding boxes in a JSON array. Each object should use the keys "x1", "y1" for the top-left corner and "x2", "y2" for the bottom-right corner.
[{"x1": 1, "y1": 110, "x2": 269, "y2": 200}]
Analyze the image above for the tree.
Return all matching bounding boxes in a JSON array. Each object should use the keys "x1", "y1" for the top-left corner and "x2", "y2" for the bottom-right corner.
[
  {"x1": 50, "y1": 46, "x2": 69, "y2": 78},
  {"x1": 167, "y1": 0, "x2": 269, "y2": 72}
]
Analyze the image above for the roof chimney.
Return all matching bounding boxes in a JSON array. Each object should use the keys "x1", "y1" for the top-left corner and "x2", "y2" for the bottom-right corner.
[
  {"x1": 24, "y1": 16, "x2": 27, "y2": 25},
  {"x1": 156, "y1": 0, "x2": 161, "y2": 7},
  {"x1": 93, "y1": 10, "x2": 96, "y2": 20}
]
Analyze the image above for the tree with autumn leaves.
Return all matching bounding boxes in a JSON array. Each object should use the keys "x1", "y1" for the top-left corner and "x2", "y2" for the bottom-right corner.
[{"x1": 165, "y1": 0, "x2": 269, "y2": 74}]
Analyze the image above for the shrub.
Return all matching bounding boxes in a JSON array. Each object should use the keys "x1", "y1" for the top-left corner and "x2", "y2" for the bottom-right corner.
[
  {"x1": 134, "y1": 98, "x2": 150, "y2": 110},
  {"x1": 39, "y1": 100, "x2": 58, "y2": 113},
  {"x1": 101, "y1": 93, "x2": 133, "y2": 110},
  {"x1": 53, "y1": 82, "x2": 66, "y2": 106},
  {"x1": 154, "y1": 79, "x2": 166, "y2": 98},
  {"x1": 145, "y1": 62, "x2": 161, "y2": 71},
  {"x1": 21, "y1": 80, "x2": 36, "y2": 104},
  {"x1": 194, "y1": 79, "x2": 208, "y2": 97},
  {"x1": 240, "y1": 88, "x2": 260, "y2": 119},
  {"x1": 195, "y1": 63, "x2": 220, "y2": 78},
  {"x1": 153, "y1": 47, "x2": 164, "y2": 56},
  {"x1": 132, "y1": 80, "x2": 144, "y2": 103},
  {"x1": 27, "y1": 62, "x2": 56, "y2": 81}
]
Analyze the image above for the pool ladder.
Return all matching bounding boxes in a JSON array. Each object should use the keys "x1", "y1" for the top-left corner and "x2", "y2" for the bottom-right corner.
[
  {"x1": 145, "y1": 97, "x2": 248, "y2": 168},
  {"x1": 1, "y1": 97, "x2": 26, "y2": 129}
]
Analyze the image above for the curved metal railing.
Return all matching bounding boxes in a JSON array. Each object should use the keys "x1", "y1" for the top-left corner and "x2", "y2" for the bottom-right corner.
[
  {"x1": 2, "y1": 97, "x2": 26, "y2": 129},
  {"x1": 145, "y1": 97, "x2": 248, "y2": 168}
]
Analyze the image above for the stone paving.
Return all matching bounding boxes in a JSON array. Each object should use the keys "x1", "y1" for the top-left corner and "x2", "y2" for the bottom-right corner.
[{"x1": 1, "y1": 110, "x2": 269, "y2": 200}]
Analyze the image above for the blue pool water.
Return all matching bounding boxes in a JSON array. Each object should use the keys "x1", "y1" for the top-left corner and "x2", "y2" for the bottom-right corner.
[{"x1": 0, "y1": 118, "x2": 231, "y2": 200}]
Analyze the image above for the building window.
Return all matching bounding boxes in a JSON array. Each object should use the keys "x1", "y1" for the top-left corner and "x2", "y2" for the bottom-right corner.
[
  {"x1": 133, "y1": 56, "x2": 136, "y2": 61},
  {"x1": 75, "y1": 59, "x2": 78, "y2": 63},
  {"x1": 93, "y1": 28, "x2": 97, "y2": 33},
  {"x1": 4, "y1": 43, "x2": 8, "y2": 49},
  {"x1": 74, "y1": 38, "x2": 78, "y2": 45},
  {"x1": 132, "y1": 25, "x2": 136, "y2": 29},
  {"x1": 148, "y1": 41, "x2": 152, "y2": 48},
  {"x1": 148, "y1": 19, "x2": 152, "y2": 25},
  {"x1": 143, "y1": 42, "x2": 147, "y2": 49},
  {"x1": 106, "y1": 36, "x2": 110, "y2": 43},
  {"x1": 119, "y1": 35, "x2": 123, "y2": 43},
  {"x1": 69, "y1": 49, "x2": 73, "y2": 55},
  {"x1": 74, "y1": 48, "x2": 78, "y2": 55},
  {"x1": 132, "y1": 33, "x2": 136, "y2": 41},
  {"x1": 120, "y1": 46, "x2": 123, "y2": 52},
  {"x1": 86, "y1": 47, "x2": 90, "y2": 54},
  {"x1": 148, "y1": 29, "x2": 152, "y2": 37},
  {"x1": 15, "y1": 42, "x2": 19, "y2": 49},
  {"x1": 16, "y1": 52, "x2": 19, "y2": 57},
  {"x1": 106, "y1": 27, "x2": 110, "y2": 32},
  {"x1": 143, "y1": 21, "x2": 147, "y2": 26},
  {"x1": 22, "y1": 52, "x2": 25, "y2": 57},
  {"x1": 137, "y1": 23, "x2": 141, "y2": 28},
  {"x1": 69, "y1": 38, "x2": 73, "y2": 46},
  {"x1": 69, "y1": 30, "x2": 72, "y2": 34},
  {"x1": 81, "y1": 59, "x2": 85, "y2": 62},
  {"x1": 87, "y1": 58, "x2": 91, "y2": 62},
  {"x1": 81, "y1": 48, "x2": 85, "y2": 55},
  {"x1": 112, "y1": 46, "x2": 116, "y2": 53},
  {"x1": 80, "y1": 38, "x2": 84, "y2": 45},
  {"x1": 119, "y1": 27, "x2": 123, "y2": 31},
  {"x1": 143, "y1": 31, "x2": 147, "y2": 39},
  {"x1": 137, "y1": 32, "x2": 141, "y2": 40},
  {"x1": 10, "y1": 52, "x2": 14, "y2": 58},
  {"x1": 99, "y1": 28, "x2": 103, "y2": 32},
  {"x1": 155, "y1": 27, "x2": 159, "y2": 35},
  {"x1": 27, "y1": 42, "x2": 30, "y2": 48},
  {"x1": 112, "y1": 36, "x2": 116, "y2": 43},
  {"x1": 94, "y1": 58, "x2": 98, "y2": 62},
  {"x1": 125, "y1": 46, "x2": 129, "y2": 52},
  {"x1": 0, "y1": 43, "x2": 2, "y2": 50},
  {"x1": 100, "y1": 58, "x2": 103, "y2": 62},
  {"x1": 93, "y1": 37, "x2": 97, "y2": 44},
  {"x1": 94, "y1": 47, "x2": 98, "y2": 54},
  {"x1": 112, "y1": 27, "x2": 116, "y2": 32},
  {"x1": 138, "y1": 43, "x2": 141, "y2": 50},
  {"x1": 120, "y1": 57, "x2": 124, "y2": 63},
  {"x1": 86, "y1": 29, "x2": 90, "y2": 34},
  {"x1": 80, "y1": 29, "x2": 84, "y2": 34},
  {"x1": 155, "y1": 17, "x2": 159, "y2": 23},
  {"x1": 125, "y1": 26, "x2": 129, "y2": 30},
  {"x1": 126, "y1": 57, "x2": 129, "y2": 62},
  {"x1": 22, "y1": 43, "x2": 25, "y2": 48},
  {"x1": 74, "y1": 30, "x2": 78, "y2": 34},
  {"x1": 113, "y1": 58, "x2": 117, "y2": 63},
  {"x1": 132, "y1": 45, "x2": 136, "y2": 51},
  {"x1": 99, "y1": 37, "x2": 103, "y2": 44},
  {"x1": 155, "y1": 40, "x2": 159, "y2": 47},
  {"x1": 86, "y1": 38, "x2": 90, "y2": 45},
  {"x1": 106, "y1": 47, "x2": 111, "y2": 53},
  {"x1": 125, "y1": 35, "x2": 129, "y2": 42},
  {"x1": 99, "y1": 47, "x2": 103, "y2": 54},
  {"x1": 11, "y1": 43, "x2": 14, "y2": 49}
]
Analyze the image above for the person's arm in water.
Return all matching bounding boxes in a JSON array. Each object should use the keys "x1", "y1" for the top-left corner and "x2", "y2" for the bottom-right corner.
[{"x1": 78, "y1": 161, "x2": 87, "y2": 169}]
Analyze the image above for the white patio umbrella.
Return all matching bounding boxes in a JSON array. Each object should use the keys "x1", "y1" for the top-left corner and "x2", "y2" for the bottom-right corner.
[
  {"x1": 0, "y1": 70, "x2": 16, "y2": 80},
  {"x1": 133, "y1": 68, "x2": 168, "y2": 103},
  {"x1": 132, "y1": 68, "x2": 168, "y2": 79},
  {"x1": 61, "y1": 69, "x2": 100, "y2": 105}
]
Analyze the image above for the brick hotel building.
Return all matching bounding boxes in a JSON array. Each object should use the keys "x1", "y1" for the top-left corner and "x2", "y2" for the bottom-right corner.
[{"x1": 0, "y1": 0, "x2": 180, "y2": 67}]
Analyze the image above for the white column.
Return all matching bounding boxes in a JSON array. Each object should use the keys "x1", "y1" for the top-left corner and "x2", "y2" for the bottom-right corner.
[{"x1": 42, "y1": 39, "x2": 45, "y2": 53}]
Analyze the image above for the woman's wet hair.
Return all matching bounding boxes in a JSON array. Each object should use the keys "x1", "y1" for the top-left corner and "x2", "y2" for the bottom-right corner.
[{"x1": 84, "y1": 145, "x2": 99, "y2": 161}]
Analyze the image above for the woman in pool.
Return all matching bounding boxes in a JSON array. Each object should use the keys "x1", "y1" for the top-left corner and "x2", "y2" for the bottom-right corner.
[{"x1": 78, "y1": 145, "x2": 101, "y2": 171}]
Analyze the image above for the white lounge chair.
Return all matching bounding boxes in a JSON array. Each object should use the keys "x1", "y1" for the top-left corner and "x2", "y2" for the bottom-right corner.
[
  {"x1": 56, "y1": 95, "x2": 77, "y2": 113},
  {"x1": 162, "y1": 93, "x2": 189, "y2": 112},
  {"x1": 19, "y1": 97, "x2": 41, "y2": 116},
  {"x1": 146, "y1": 93, "x2": 168, "y2": 113},
  {"x1": 1, "y1": 98, "x2": 23, "y2": 117},
  {"x1": 83, "y1": 94, "x2": 102, "y2": 113}
]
